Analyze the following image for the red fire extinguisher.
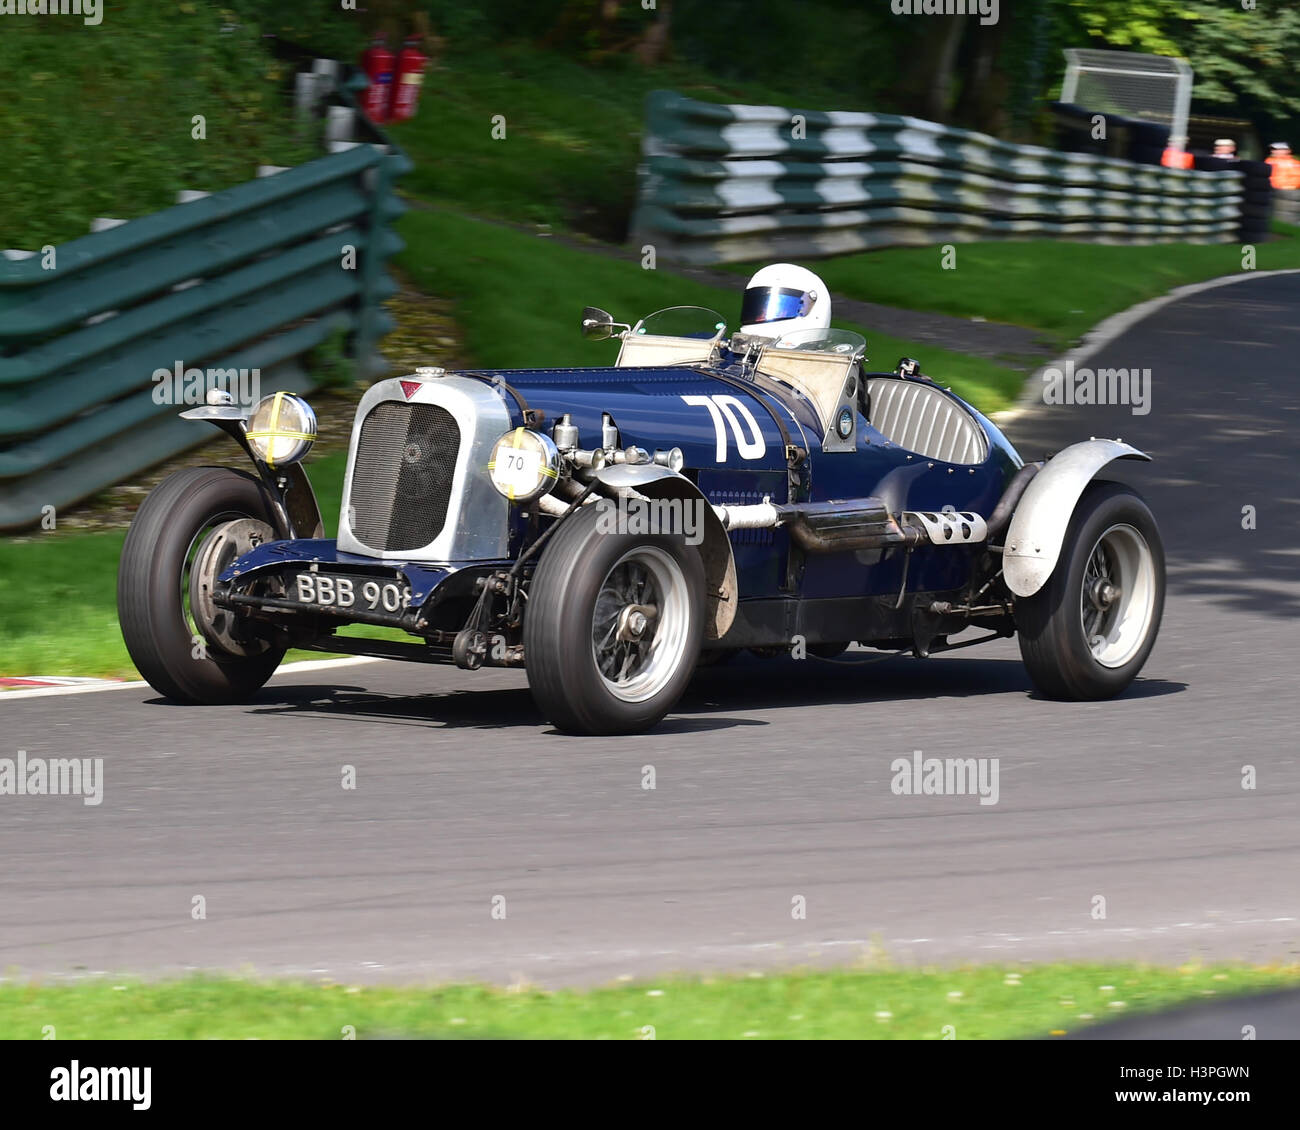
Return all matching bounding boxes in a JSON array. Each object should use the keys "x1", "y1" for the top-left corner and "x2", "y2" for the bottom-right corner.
[
  {"x1": 390, "y1": 38, "x2": 428, "y2": 123},
  {"x1": 359, "y1": 35, "x2": 395, "y2": 124}
]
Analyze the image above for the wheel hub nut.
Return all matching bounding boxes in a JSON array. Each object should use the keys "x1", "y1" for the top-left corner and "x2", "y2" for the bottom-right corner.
[
  {"x1": 1089, "y1": 579, "x2": 1119, "y2": 609},
  {"x1": 616, "y1": 605, "x2": 656, "y2": 642}
]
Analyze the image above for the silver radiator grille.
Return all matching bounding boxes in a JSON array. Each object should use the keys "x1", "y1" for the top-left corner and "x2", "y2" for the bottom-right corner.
[{"x1": 348, "y1": 401, "x2": 461, "y2": 552}]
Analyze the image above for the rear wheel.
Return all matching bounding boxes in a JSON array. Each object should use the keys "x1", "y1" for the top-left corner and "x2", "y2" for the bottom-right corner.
[
  {"x1": 1016, "y1": 482, "x2": 1164, "y2": 700},
  {"x1": 117, "y1": 467, "x2": 286, "y2": 703},
  {"x1": 524, "y1": 505, "x2": 704, "y2": 734}
]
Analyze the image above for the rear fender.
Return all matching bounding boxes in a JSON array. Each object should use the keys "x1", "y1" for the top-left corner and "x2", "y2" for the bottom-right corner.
[{"x1": 1002, "y1": 439, "x2": 1150, "y2": 597}]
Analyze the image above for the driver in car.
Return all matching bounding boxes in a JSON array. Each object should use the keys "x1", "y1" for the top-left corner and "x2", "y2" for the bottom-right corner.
[{"x1": 739, "y1": 263, "x2": 832, "y2": 347}]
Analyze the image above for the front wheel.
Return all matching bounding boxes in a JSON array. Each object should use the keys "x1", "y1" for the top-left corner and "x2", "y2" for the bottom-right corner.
[
  {"x1": 1015, "y1": 481, "x2": 1164, "y2": 700},
  {"x1": 524, "y1": 504, "x2": 705, "y2": 734},
  {"x1": 117, "y1": 467, "x2": 287, "y2": 703}
]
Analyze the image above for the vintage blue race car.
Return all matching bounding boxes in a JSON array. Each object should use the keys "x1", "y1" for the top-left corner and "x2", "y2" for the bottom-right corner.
[{"x1": 117, "y1": 305, "x2": 1165, "y2": 734}]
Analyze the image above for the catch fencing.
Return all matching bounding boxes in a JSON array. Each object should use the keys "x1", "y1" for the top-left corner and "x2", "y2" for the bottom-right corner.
[
  {"x1": 1275, "y1": 190, "x2": 1300, "y2": 226},
  {"x1": 0, "y1": 67, "x2": 409, "y2": 532},
  {"x1": 632, "y1": 91, "x2": 1245, "y2": 266}
]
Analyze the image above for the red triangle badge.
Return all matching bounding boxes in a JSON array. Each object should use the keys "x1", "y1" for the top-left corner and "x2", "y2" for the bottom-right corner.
[{"x1": 400, "y1": 380, "x2": 422, "y2": 400}]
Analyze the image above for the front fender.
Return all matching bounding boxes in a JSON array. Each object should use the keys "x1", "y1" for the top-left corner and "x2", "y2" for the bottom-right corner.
[
  {"x1": 179, "y1": 404, "x2": 323, "y2": 539},
  {"x1": 591, "y1": 463, "x2": 738, "y2": 640},
  {"x1": 1003, "y1": 439, "x2": 1150, "y2": 597}
]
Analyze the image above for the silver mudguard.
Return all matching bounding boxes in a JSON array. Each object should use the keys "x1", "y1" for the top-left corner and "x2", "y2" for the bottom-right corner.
[
  {"x1": 1002, "y1": 439, "x2": 1151, "y2": 597},
  {"x1": 178, "y1": 403, "x2": 324, "y2": 540},
  {"x1": 590, "y1": 463, "x2": 738, "y2": 640}
]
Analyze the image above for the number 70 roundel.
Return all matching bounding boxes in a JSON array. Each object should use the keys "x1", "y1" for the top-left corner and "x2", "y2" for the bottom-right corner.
[{"x1": 681, "y1": 394, "x2": 767, "y2": 462}]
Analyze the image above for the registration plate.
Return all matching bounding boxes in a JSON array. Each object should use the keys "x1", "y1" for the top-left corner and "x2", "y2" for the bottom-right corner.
[{"x1": 293, "y1": 572, "x2": 412, "y2": 612}]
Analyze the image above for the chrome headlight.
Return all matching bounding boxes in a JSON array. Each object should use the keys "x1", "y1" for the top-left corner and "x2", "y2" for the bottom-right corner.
[
  {"x1": 487, "y1": 427, "x2": 560, "y2": 502},
  {"x1": 245, "y1": 393, "x2": 317, "y2": 467}
]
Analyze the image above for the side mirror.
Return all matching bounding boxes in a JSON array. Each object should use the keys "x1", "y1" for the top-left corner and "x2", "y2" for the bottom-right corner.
[{"x1": 581, "y1": 306, "x2": 615, "y2": 340}]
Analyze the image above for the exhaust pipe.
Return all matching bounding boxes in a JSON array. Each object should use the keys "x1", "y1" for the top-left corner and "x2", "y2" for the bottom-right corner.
[
  {"x1": 714, "y1": 497, "x2": 927, "y2": 553},
  {"x1": 985, "y1": 462, "x2": 1042, "y2": 541},
  {"x1": 782, "y1": 499, "x2": 921, "y2": 553}
]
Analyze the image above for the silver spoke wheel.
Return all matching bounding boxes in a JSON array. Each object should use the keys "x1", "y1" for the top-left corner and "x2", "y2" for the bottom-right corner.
[
  {"x1": 1078, "y1": 523, "x2": 1157, "y2": 669},
  {"x1": 590, "y1": 546, "x2": 690, "y2": 703},
  {"x1": 187, "y1": 516, "x2": 276, "y2": 657},
  {"x1": 117, "y1": 467, "x2": 285, "y2": 704}
]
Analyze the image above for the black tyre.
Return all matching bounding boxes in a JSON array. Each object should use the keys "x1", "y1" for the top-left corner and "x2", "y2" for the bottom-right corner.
[
  {"x1": 524, "y1": 504, "x2": 705, "y2": 734},
  {"x1": 117, "y1": 467, "x2": 286, "y2": 703},
  {"x1": 1016, "y1": 481, "x2": 1164, "y2": 700}
]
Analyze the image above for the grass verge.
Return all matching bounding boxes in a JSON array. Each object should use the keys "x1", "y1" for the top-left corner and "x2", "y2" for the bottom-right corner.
[
  {"x1": 0, "y1": 453, "x2": 347, "y2": 680},
  {"x1": 766, "y1": 231, "x2": 1300, "y2": 347},
  {"x1": 1, "y1": 963, "x2": 1295, "y2": 1040},
  {"x1": 393, "y1": 208, "x2": 1023, "y2": 410},
  {"x1": 0, "y1": 4, "x2": 315, "y2": 248},
  {"x1": 380, "y1": 41, "x2": 1300, "y2": 351},
  {"x1": 385, "y1": 42, "x2": 882, "y2": 243}
]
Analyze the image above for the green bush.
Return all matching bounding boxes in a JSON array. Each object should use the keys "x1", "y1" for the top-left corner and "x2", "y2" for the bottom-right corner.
[
  {"x1": 0, "y1": 2, "x2": 315, "y2": 248},
  {"x1": 221, "y1": 0, "x2": 374, "y2": 59}
]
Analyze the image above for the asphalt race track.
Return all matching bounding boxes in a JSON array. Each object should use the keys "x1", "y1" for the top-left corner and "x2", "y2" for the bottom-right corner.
[{"x1": 2, "y1": 275, "x2": 1298, "y2": 988}]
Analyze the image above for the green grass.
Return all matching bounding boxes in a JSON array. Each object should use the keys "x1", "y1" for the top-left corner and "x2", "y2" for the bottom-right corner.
[
  {"x1": 0, "y1": 4, "x2": 316, "y2": 248},
  {"x1": 394, "y1": 207, "x2": 1023, "y2": 410},
  {"x1": 379, "y1": 40, "x2": 1300, "y2": 352},
  {"x1": 386, "y1": 42, "x2": 880, "y2": 243},
  {"x1": 1, "y1": 963, "x2": 1295, "y2": 1040},
  {"x1": 0, "y1": 527, "x2": 129, "y2": 677},
  {"x1": 0, "y1": 452, "x2": 349, "y2": 680},
  {"x1": 763, "y1": 231, "x2": 1300, "y2": 347}
]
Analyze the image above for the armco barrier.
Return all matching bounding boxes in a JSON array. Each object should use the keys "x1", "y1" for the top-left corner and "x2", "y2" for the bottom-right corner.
[
  {"x1": 1275, "y1": 190, "x2": 1300, "y2": 226},
  {"x1": 0, "y1": 68, "x2": 410, "y2": 532},
  {"x1": 632, "y1": 91, "x2": 1245, "y2": 266}
]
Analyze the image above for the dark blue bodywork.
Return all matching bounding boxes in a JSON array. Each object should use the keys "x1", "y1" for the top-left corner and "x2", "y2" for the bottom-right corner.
[
  {"x1": 486, "y1": 353, "x2": 1019, "y2": 603},
  {"x1": 221, "y1": 347, "x2": 1021, "y2": 646}
]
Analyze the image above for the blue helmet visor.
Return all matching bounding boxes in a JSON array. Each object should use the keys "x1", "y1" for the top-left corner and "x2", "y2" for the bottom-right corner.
[{"x1": 741, "y1": 286, "x2": 813, "y2": 326}]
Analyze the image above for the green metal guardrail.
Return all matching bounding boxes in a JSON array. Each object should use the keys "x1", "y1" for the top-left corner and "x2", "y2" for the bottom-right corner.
[
  {"x1": 0, "y1": 69, "x2": 410, "y2": 532},
  {"x1": 632, "y1": 91, "x2": 1245, "y2": 265}
]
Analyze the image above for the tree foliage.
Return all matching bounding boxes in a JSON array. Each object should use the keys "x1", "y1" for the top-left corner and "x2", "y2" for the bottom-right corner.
[
  {"x1": 1065, "y1": 0, "x2": 1300, "y2": 144},
  {"x1": 219, "y1": 0, "x2": 1300, "y2": 143}
]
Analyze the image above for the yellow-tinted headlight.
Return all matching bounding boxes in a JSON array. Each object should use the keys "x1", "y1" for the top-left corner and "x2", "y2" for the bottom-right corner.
[
  {"x1": 487, "y1": 427, "x2": 560, "y2": 502},
  {"x1": 245, "y1": 393, "x2": 317, "y2": 467}
]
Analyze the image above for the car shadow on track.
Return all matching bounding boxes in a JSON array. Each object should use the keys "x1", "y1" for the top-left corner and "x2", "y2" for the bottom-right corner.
[
  {"x1": 177, "y1": 651, "x2": 1184, "y2": 733},
  {"x1": 234, "y1": 683, "x2": 763, "y2": 736},
  {"x1": 679, "y1": 653, "x2": 1186, "y2": 714},
  {"x1": 238, "y1": 683, "x2": 544, "y2": 730}
]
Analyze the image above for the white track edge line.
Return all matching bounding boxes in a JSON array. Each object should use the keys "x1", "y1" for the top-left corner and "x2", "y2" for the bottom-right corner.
[{"x1": 0, "y1": 655, "x2": 384, "y2": 701}]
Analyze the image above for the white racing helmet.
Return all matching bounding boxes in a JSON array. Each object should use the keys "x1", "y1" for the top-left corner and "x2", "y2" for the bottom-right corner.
[{"x1": 739, "y1": 263, "x2": 831, "y2": 338}]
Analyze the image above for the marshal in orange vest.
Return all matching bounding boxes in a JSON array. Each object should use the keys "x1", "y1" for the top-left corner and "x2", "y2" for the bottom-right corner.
[{"x1": 1267, "y1": 146, "x2": 1300, "y2": 190}]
